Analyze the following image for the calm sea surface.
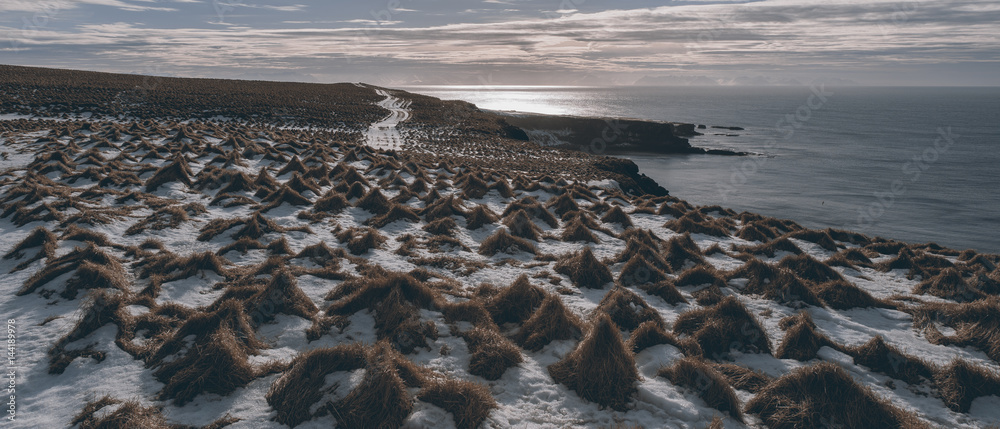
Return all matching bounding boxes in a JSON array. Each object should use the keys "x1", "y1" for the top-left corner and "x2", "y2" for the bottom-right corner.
[{"x1": 401, "y1": 85, "x2": 1000, "y2": 253}]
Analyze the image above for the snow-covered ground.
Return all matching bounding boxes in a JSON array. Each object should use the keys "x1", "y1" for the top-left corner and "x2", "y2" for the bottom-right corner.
[{"x1": 0, "y1": 96, "x2": 998, "y2": 429}]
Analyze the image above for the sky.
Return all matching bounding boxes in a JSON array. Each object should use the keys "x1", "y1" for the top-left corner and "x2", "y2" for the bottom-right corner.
[{"x1": 1, "y1": 0, "x2": 998, "y2": 86}]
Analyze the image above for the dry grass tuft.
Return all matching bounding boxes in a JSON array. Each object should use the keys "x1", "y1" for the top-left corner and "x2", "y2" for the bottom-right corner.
[
  {"x1": 144, "y1": 157, "x2": 192, "y2": 192},
  {"x1": 934, "y1": 358, "x2": 1000, "y2": 413},
  {"x1": 246, "y1": 269, "x2": 318, "y2": 325},
  {"x1": 673, "y1": 296, "x2": 772, "y2": 360},
  {"x1": 479, "y1": 228, "x2": 537, "y2": 256},
  {"x1": 365, "y1": 203, "x2": 420, "y2": 228},
  {"x1": 19, "y1": 243, "x2": 126, "y2": 298},
  {"x1": 548, "y1": 313, "x2": 639, "y2": 411},
  {"x1": 486, "y1": 274, "x2": 547, "y2": 325},
  {"x1": 71, "y1": 396, "x2": 171, "y2": 429},
  {"x1": 337, "y1": 226, "x2": 387, "y2": 255},
  {"x1": 638, "y1": 280, "x2": 688, "y2": 305},
  {"x1": 595, "y1": 286, "x2": 664, "y2": 331},
  {"x1": 561, "y1": 217, "x2": 601, "y2": 243},
  {"x1": 626, "y1": 320, "x2": 681, "y2": 353},
  {"x1": 813, "y1": 280, "x2": 889, "y2": 310},
  {"x1": 710, "y1": 363, "x2": 772, "y2": 393},
  {"x1": 554, "y1": 247, "x2": 613, "y2": 289},
  {"x1": 4, "y1": 226, "x2": 57, "y2": 269},
  {"x1": 356, "y1": 187, "x2": 393, "y2": 215},
  {"x1": 619, "y1": 253, "x2": 670, "y2": 286},
  {"x1": 913, "y1": 297, "x2": 1000, "y2": 363},
  {"x1": 663, "y1": 213, "x2": 731, "y2": 237},
  {"x1": 461, "y1": 327, "x2": 523, "y2": 380},
  {"x1": 745, "y1": 362, "x2": 929, "y2": 429},
  {"x1": 422, "y1": 194, "x2": 468, "y2": 221},
  {"x1": 663, "y1": 234, "x2": 706, "y2": 272},
  {"x1": 658, "y1": 357, "x2": 743, "y2": 422},
  {"x1": 675, "y1": 265, "x2": 726, "y2": 288},
  {"x1": 913, "y1": 267, "x2": 984, "y2": 302},
  {"x1": 423, "y1": 217, "x2": 457, "y2": 235},
  {"x1": 325, "y1": 272, "x2": 440, "y2": 353},
  {"x1": 331, "y1": 342, "x2": 417, "y2": 428},
  {"x1": 466, "y1": 204, "x2": 499, "y2": 230},
  {"x1": 266, "y1": 344, "x2": 367, "y2": 427},
  {"x1": 774, "y1": 311, "x2": 844, "y2": 361},
  {"x1": 417, "y1": 379, "x2": 497, "y2": 429},
  {"x1": 502, "y1": 209, "x2": 543, "y2": 241},
  {"x1": 502, "y1": 196, "x2": 559, "y2": 228},
  {"x1": 777, "y1": 253, "x2": 844, "y2": 283},
  {"x1": 514, "y1": 294, "x2": 585, "y2": 351},
  {"x1": 600, "y1": 205, "x2": 633, "y2": 228},
  {"x1": 846, "y1": 336, "x2": 934, "y2": 385}
]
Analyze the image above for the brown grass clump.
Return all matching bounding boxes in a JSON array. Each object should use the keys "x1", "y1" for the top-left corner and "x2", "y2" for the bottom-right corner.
[
  {"x1": 365, "y1": 203, "x2": 420, "y2": 228},
  {"x1": 461, "y1": 327, "x2": 523, "y2": 380},
  {"x1": 514, "y1": 295, "x2": 585, "y2": 351},
  {"x1": 595, "y1": 286, "x2": 664, "y2": 331},
  {"x1": 325, "y1": 272, "x2": 440, "y2": 353},
  {"x1": 148, "y1": 300, "x2": 265, "y2": 405},
  {"x1": 548, "y1": 313, "x2": 639, "y2": 411},
  {"x1": 737, "y1": 221, "x2": 778, "y2": 242},
  {"x1": 638, "y1": 280, "x2": 688, "y2": 306},
  {"x1": 745, "y1": 362, "x2": 929, "y2": 429},
  {"x1": 503, "y1": 209, "x2": 543, "y2": 241},
  {"x1": 934, "y1": 358, "x2": 1000, "y2": 413},
  {"x1": 479, "y1": 228, "x2": 537, "y2": 256},
  {"x1": 626, "y1": 320, "x2": 681, "y2": 354},
  {"x1": 554, "y1": 246, "x2": 613, "y2": 289},
  {"x1": 332, "y1": 343, "x2": 416, "y2": 429},
  {"x1": 777, "y1": 253, "x2": 844, "y2": 283},
  {"x1": 266, "y1": 344, "x2": 367, "y2": 427},
  {"x1": 673, "y1": 296, "x2": 772, "y2": 360},
  {"x1": 337, "y1": 226, "x2": 387, "y2": 255},
  {"x1": 663, "y1": 213, "x2": 731, "y2": 237},
  {"x1": 913, "y1": 267, "x2": 984, "y2": 302},
  {"x1": 71, "y1": 396, "x2": 172, "y2": 429},
  {"x1": 422, "y1": 194, "x2": 468, "y2": 221},
  {"x1": 545, "y1": 193, "x2": 581, "y2": 217},
  {"x1": 466, "y1": 204, "x2": 499, "y2": 230},
  {"x1": 144, "y1": 157, "x2": 192, "y2": 191},
  {"x1": 914, "y1": 297, "x2": 1000, "y2": 363},
  {"x1": 774, "y1": 312, "x2": 843, "y2": 361},
  {"x1": 246, "y1": 269, "x2": 318, "y2": 325},
  {"x1": 710, "y1": 363, "x2": 772, "y2": 393},
  {"x1": 658, "y1": 357, "x2": 743, "y2": 422},
  {"x1": 663, "y1": 234, "x2": 706, "y2": 272},
  {"x1": 48, "y1": 290, "x2": 127, "y2": 373},
  {"x1": 732, "y1": 264, "x2": 825, "y2": 308},
  {"x1": 18, "y1": 243, "x2": 126, "y2": 298},
  {"x1": 561, "y1": 217, "x2": 600, "y2": 243},
  {"x1": 618, "y1": 253, "x2": 670, "y2": 287},
  {"x1": 600, "y1": 205, "x2": 633, "y2": 228},
  {"x1": 356, "y1": 187, "x2": 393, "y2": 215},
  {"x1": 313, "y1": 190, "x2": 350, "y2": 214},
  {"x1": 735, "y1": 237, "x2": 803, "y2": 258},
  {"x1": 846, "y1": 336, "x2": 934, "y2": 385},
  {"x1": 485, "y1": 274, "x2": 547, "y2": 325},
  {"x1": 423, "y1": 217, "x2": 457, "y2": 235},
  {"x1": 4, "y1": 226, "x2": 57, "y2": 269},
  {"x1": 787, "y1": 229, "x2": 840, "y2": 252},
  {"x1": 417, "y1": 379, "x2": 497, "y2": 429},
  {"x1": 216, "y1": 237, "x2": 265, "y2": 255},
  {"x1": 813, "y1": 280, "x2": 888, "y2": 310},
  {"x1": 675, "y1": 265, "x2": 727, "y2": 288},
  {"x1": 502, "y1": 196, "x2": 559, "y2": 228}
]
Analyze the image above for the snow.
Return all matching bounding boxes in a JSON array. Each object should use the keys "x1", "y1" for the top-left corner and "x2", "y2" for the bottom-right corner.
[{"x1": 365, "y1": 89, "x2": 411, "y2": 151}]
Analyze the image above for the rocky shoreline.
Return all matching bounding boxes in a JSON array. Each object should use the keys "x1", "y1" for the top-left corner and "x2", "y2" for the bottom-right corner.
[{"x1": 499, "y1": 111, "x2": 749, "y2": 156}]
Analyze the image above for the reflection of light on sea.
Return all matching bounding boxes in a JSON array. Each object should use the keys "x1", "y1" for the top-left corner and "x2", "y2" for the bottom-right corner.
[{"x1": 401, "y1": 86, "x2": 584, "y2": 116}]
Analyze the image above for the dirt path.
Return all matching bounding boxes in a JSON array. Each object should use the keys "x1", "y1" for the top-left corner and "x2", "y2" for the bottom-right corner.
[{"x1": 365, "y1": 88, "x2": 411, "y2": 150}]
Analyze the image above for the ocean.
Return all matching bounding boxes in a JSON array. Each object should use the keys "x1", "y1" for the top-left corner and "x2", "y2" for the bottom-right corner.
[{"x1": 401, "y1": 85, "x2": 1000, "y2": 253}]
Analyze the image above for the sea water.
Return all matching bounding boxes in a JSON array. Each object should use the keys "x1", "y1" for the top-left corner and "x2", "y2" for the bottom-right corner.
[{"x1": 401, "y1": 85, "x2": 1000, "y2": 253}]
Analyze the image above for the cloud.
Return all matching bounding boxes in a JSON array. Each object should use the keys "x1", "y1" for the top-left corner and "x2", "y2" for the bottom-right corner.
[{"x1": 1, "y1": 0, "x2": 997, "y2": 85}]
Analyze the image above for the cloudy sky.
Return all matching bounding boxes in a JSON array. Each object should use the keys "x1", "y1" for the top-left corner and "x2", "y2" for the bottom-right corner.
[{"x1": 2, "y1": 0, "x2": 998, "y2": 85}]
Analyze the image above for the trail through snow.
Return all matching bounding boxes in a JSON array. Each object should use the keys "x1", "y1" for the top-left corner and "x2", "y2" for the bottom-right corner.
[{"x1": 365, "y1": 88, "x2": 411, "y2": 150}]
